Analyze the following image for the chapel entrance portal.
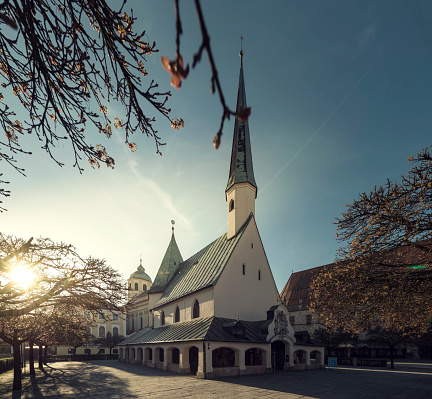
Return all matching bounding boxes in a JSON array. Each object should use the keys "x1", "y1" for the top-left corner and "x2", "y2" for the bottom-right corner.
[
  {"x1": 271, "y1": 340, "x2": 285, "y2": 371},
  {"x1": 189, "y1": 346, "x2": 199, "y2": 375}
]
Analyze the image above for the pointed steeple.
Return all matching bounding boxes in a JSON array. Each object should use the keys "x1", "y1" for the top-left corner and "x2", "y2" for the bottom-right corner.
[
  {"x1": 148, "y1": 223, "x2": 183, "y2": 293},
  {"x1": 226, "y1": 50, "x2": 257, "y2": 197},
  {"x1": 226, "y1": 49, "x2": 258, "y2": 240}
]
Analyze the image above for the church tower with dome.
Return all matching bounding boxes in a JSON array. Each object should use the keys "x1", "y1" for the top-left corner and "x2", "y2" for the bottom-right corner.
[{"x1": 128, "y1": 260, "x2": 152, "y2": 300}]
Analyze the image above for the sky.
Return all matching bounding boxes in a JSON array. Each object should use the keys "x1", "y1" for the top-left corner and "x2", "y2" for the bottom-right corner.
[{"x1": 2, "y1": 0, "x2": 432, "y2": 292}]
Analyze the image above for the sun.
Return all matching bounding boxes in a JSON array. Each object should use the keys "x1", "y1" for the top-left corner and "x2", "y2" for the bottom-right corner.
[{"x1": 9, "y1": 264, "x2": 35, "y2": 290}]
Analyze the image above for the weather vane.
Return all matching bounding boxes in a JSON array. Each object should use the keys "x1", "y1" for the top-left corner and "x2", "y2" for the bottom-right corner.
[{"x1": 171, "y1": 220, "x2": 175, "y2": 232}]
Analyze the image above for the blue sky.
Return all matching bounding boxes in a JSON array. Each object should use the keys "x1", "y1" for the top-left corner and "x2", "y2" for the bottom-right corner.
[{"x1": 2, "y1": 1, "x2": 432, "y2": 292}]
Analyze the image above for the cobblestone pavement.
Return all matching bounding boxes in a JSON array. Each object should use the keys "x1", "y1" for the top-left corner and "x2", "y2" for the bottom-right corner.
[{"x1": 1, "y1": 360, "x2": 432, "y2": 398}]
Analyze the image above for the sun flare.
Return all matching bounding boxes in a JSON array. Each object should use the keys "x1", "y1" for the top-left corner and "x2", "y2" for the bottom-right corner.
[{"x1": 9, "y1": 264, "x2": 35, "y2": 290}]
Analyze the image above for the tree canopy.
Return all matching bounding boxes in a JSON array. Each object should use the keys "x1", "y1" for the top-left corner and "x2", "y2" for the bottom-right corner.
[
  {"x1": 310, "y1": 147, "x2": 432, "y2": 334},
  {"x1": 0, "y1": 233, "x2": 126, "y2": 318},
  {"x1": 0, "y1": 0, "x2": 184, "y2": 211}
]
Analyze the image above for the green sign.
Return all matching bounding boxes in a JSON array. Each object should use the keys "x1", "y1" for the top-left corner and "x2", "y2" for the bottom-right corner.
[{"x1": 408, "y1": 265, "x2": 429, "y2": 270}]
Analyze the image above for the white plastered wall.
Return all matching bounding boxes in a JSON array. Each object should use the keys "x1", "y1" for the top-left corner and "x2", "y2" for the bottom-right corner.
[
  {"x1": 214, "y1": 218, "x2": 281, "y2": 321},
  {"x1": 152, "y1": 287, "x2": 215, "y2": 328},
  {"x1": 226, "y1": 183, "x2": 256, "y2": 240}
]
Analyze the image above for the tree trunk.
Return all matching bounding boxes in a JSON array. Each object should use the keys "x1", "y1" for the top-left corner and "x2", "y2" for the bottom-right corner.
[
  {"x1": 43, "y1": 345, "x2": 48, "y2": 365},
  {"x1": 12, "y1": 341, "x2": 22, "y2": 391},
  {"x1": 29, "y1": 340, "x2": 35, "y2": 375},
  {"x1": 39, "y1": 345, "x2": 44, "y2": 370},
  {"x1": 390, "y1": 346, "x2": 395, "y2": 369}
]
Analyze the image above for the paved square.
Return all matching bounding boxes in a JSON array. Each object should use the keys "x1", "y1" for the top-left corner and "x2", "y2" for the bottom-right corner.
[{"x1": 1, "y1": 361, "x2": 432, "y2": 398}]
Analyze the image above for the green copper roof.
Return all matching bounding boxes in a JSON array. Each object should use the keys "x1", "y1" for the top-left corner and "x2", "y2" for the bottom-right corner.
[
  {"x1": 153, "y1": 215, "x2": 253, "y2": 308},
  {"x1": 148, "y1": 232, "x2": 183, "y2": 294},
  {"x1": 226, "y1": 56, "x2": 257, "y2": 196},
  {"x1": 130, "y1": 262, "x2": 152, "y2": 282}
]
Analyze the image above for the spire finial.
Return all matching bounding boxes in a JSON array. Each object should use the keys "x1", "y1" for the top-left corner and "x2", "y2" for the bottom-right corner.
[
  {"x1": 140, "y1": 253, "x2": 143, "y2": 266},
  {"x1": 240, "y1": 36, "x2": 244, "y2": 60},
  {"x1": 171, "y1": 220, "x2": 175, "y2": 233}
]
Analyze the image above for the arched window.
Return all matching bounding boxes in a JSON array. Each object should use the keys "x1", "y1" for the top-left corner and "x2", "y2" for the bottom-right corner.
[
  {"x1": 143, "y1": 284, "x2": 147, "y2": 292},
  {"x1": 212, "y1": 347, "x2": 235, "y2": 367},
  {"x1": 192, "y1": 300, "x2": 200, "y2": 319},
  {"x1": 131, "y1": 318, "x2": 135, "y2": 331},
  {"x1": 245, "y1": 348, "x2": 263, "y2": 365},
  {"x1": 113, "y1": 327, "x2": 119, "y2": 337},
  {"x1": 128, "y1": 282, "x2": 131, "y2": 289},
  {"x1": 134, "y1": 282, "x2": 138, "y2": 290},
  {"x1": 140, "y1": 316, "x2": 143, "y2": 329},
  {"x1": 174, "y1": 306, "x2": 180, "y2": 323},
  {"x1": 229, "y1": 199, "x2": 234, "y2": 212},
  {"x1": 99, "y1": 326, "x2": 105, "y2": 338},
  {"x1": 172, "y1": 348, "x2": 180, "y2": 364},
  {"x1": 160, "y1": 311, "x2": 165, "y2": 326}
]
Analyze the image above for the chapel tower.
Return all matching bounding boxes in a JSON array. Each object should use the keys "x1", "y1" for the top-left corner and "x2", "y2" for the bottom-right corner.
[{"x1": 226, "y1": 50, "x2": 257, "y2": 240}]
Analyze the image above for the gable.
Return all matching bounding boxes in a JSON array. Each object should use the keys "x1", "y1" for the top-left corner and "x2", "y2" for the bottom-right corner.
[
  {"x1": 213, "y1": 216, "x2": 282, "y2": 321},
  {"x1": 153, "y1": 217, "x2": 252, "y2": 309}
]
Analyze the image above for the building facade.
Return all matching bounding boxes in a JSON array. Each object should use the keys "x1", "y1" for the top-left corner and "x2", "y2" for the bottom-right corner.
[{"x1": 118, "y1": 52, "x2": 324, "y2": 377}]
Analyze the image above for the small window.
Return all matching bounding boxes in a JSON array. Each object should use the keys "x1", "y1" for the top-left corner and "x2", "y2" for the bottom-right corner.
[
  {"x1": 99, "y1": 326, "x2": 105, "y2": 338},
  {"x1": 113, "y1": 349, "x2": 119, "y2": 354},
  {"x1": 128, "y1": 282, "x2": 131, "y2": 289},
  {"x1": 143, "y1": 284, "x2": 147, "y2": 292},
  {"x1": 229, "y1": 199, "x2": 234, "y2": 212},
  {"x1": 98, "y1": 313, "x2": 104, "y2": 319},
  {"x1": 192, "y1": 300, "x2": 200, "y2": 319},
  {"x1": 306, "y1": 315, "x2": 312, "y2": 324},
  {"x1": 140, "y1": 316, "x2": 143, "y2": 329},
  {"x1": 131, "y1": 318, "x2": 135, "y2": 331},
  {"x1": 251, "y1": 243, "x2": 253, "y2": 249},
  {"x1": 289, "y1": 316, "x2": 295, "y2": 325},
  {"x1": 134, "y1": 282, "x2": 138, "y2": 291},
  {"x1": 258, "y1": 270, "x2": 261, "y2": 280},
  {"x1": 161, "y1": 311, "x2": 165, "y2": 326},
  {"x1": 113, "y1": 327, "x2": 119, "y2": 337},
  {"x1": 174, "y1": 306, "x2": 180, "y2": 323},
  {"x1": 242, "y1": 264, "x2": 245, "y2": 275},
  {"x1": 112, "y1": 313, "x2": 119, "y2": 321}
]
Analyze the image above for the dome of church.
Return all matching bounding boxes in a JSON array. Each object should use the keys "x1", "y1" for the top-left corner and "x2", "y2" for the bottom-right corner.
[{"x1": 130, "y1": 262, "x2": 152, "y2": 282}]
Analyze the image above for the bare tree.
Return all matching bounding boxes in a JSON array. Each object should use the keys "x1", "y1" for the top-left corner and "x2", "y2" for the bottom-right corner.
[
  {"x1": 0, "y1": 0, "x2": 184, "y2": 211},
  {"x1": 0, "y1": 233, "x2": 127, "y2": 318}
]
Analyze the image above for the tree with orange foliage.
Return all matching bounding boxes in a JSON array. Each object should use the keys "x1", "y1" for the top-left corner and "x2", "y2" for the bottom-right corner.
[{"x1": 310, "y1": 147, "x2": 432, "y2": 335}]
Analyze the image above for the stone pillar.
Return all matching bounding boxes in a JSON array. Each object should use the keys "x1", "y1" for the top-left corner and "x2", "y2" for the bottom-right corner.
[
  {"x1": 289, "y1": 347, "x2": 294, "y2": 367},
  {"x1": 239, "y1": 349, "x2": 246, "y2": 375},
  {"x1": 178, "y1": 347, "x2": 190, "y2": 374},
  {"x1": 151, "y1": 348, "x2": 156, "y2": 368},
  {"x1": 266, "y1": 348, "x2": 272, "y2": 373},
  {"x1": 162, "y1": 348, "x2": 168, "y2": 371}
]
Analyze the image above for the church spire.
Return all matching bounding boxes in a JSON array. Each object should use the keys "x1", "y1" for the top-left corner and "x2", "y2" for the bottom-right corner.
[
  {"x1": 226, "y1": 48, "x2": 257, "y2": 240},
  {"x1": 148, "y1": 221, "x2": 183, "y2": 294},
  {"x1": 226, "y1": 48, "x2": 257, "y2": 196}
]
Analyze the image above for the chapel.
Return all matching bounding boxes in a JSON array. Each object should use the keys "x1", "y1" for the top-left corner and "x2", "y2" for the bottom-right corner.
[{"x1": 119, "y1": 51, "x2": 324, "y2": 377}]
